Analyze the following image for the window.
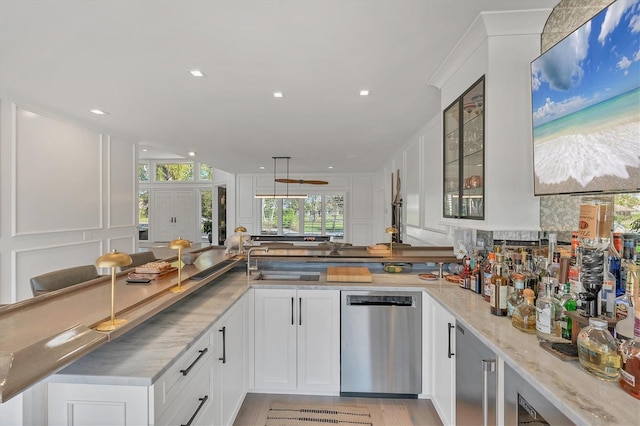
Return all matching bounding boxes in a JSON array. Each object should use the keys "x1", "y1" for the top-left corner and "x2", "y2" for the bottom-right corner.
[
  {"x1": 260, "y1": 194, "x2": 345, "y2": 239},
  {"x1": 138, "y1": 163, "x2": 149, "y2": 182},
  {"x1": 155, "y1": 163, "x2": 194, "y2": 181},
  {"x1": 201, "y1": 189, "x2": 212, "y2": 240},
  {"x1": 138, "y1": 190, "x2": 149, "y2": 240},
  {"x1": 200, "y1": 163, "x2": 212, "y2": 181}
]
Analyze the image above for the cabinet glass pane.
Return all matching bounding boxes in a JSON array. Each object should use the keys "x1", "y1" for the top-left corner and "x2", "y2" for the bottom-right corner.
[
  {"x1": 443, "y1": 102, "x2": 460, "y2": 217},
  {"x1": 443, "y1": 76, "x2": 484, "y2": 219}
]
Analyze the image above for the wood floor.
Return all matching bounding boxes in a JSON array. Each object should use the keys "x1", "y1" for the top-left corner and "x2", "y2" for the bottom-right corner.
[{"x1": 233, "y1": 393, "x2": 443, "y2": 426}]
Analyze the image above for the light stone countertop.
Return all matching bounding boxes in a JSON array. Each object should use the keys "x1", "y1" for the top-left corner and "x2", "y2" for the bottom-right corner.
[
  {"x1": 49, "y1": 268, "x2": 640, "y2": 425},
  {"x1": 427, "y1": 285, "x2": 640, "y2": 426}
]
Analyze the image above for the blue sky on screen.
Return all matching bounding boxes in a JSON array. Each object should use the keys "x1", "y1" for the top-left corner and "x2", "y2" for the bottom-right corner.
[{"x1": 531, "y1": 0, "x2": 640, "y2": 127}]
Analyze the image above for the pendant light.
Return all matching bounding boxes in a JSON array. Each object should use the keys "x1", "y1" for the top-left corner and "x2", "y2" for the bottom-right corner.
[{"x1": 255, "y1": 157, "x2": 307, "y2": 199}]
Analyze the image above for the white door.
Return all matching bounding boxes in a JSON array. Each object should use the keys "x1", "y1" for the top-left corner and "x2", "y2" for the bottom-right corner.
[
  {"x1": 254, "y1": 289, "x2": 297, "y2": 390},
  {"x1": 431, "y1": 299, "x2": 456, "y2": 426},
  {"x1": 220, "y1": 299, "x2": 246, "y2": 426},
  {"x1": 297, "y1": 290, "x2": 340, "y2": 392},
  {"x1": 152, "y1": 190, "x2": 196, "y2": 242}
]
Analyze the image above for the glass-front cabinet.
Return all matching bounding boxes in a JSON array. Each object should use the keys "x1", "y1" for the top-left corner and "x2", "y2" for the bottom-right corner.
[{"x1": 443, "y1": 76, "x2": 485, "y2": 219}]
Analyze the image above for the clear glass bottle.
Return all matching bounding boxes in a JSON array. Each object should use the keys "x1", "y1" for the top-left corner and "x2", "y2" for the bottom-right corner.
[
  {"x1": 577, "y1": 317, "x2": 621, "y2": 381},
  {"x1": 619, "y1": 265, "x2": 640, "y2": 398},
  {"x1": 490, "y1": 253, "x2": 509, "y2": 316},
  {"x1": 507, "y1": 273, "x2": 525, "y2": 318},
  {"x1": 617, "y1": 264, "x2": 638, "y2": 340},
  {"x1": 512, "y1": 289, "x2": 537, "y2": 333},
  {"x1": 619, "y1": 315, "x2": 640, "y2": 399},
  {"x1": 523, "y1": 252, "x2": 539, "y2": 300},
  {"x1": 536, "y1": 283, "x2": 564, "y2": 343}
]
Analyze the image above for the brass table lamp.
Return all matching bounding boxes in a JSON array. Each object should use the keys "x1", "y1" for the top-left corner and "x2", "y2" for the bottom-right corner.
[
  {"x1": 95, "y1": 250, "x2": 132, "y2": 332},
  {"x1": 386, "y1": 227, "x2": 398, "y2": 257},
  {"x1": 234, "y1": 226, "x2": 247, "y2": 254},
  {"x1": 169, "y1": 237, "x2": 191, "y2": 293}
]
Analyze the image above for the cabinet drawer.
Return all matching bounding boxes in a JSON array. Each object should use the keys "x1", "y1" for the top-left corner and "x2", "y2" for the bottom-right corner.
[
  {"x1": 153, "y1": 330, "x2": 214, "y2": 418},
  {"x1": 155, "y1": 362, "x2": 212, "y2": 426}
]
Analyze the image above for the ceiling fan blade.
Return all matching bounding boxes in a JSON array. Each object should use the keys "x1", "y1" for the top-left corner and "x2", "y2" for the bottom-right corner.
[{"x1": 275, "y1": 178, "x2": 329, "y2": 185}]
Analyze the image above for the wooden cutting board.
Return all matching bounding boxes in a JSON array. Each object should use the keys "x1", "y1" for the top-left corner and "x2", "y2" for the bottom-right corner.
[{"x1": 326, "y1": 266, "x2": 372, "y2": 282}]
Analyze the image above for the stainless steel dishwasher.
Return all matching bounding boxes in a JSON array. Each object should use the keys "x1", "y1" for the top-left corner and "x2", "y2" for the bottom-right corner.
[{"x1": 340, "y1": 290, "x2": 422, "y2": 397}]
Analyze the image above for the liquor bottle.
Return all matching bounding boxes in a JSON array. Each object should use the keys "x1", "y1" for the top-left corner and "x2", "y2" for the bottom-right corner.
[
  {"x1": 512, "y1": 289, "x2": 537, "y2": 333},
  {"x1": 523, "y1": 252, "x2": 539, "y2": 300},
  {"x1": 558, "y1": 282, "x2": 577, "y2": 340},
  {"x1": 507, "y1": 273, "x2": 525, "y2": 318},
  {"x1": 601, "y1": 242, "x2": 620, "y2": 318},
  {"x1": 547, "y1": 233, "x2": 557, "y2": 266},
  {"x1": 472, "y1": 249, "x2": 483, "y2": 294},
  {"x1": 490, "y1": 253, "x2": 509, "y2": 316},
  {"x1": 536, "y1": 283, "x2": 564, "y2": 343},
  {"x1": 577, "y1": 317, "x2": 621, "y2": 381},
  {"x1": 619, "y1": 315, "x2": 640, "y2": 399},
  {"x1": 619, "y1": 265, "x2": 640, "y2": 398},
  {"x1": 616, "y1": 264, "x2": 638, "y2": 339},
  {"x1": 459, "y1": 256, "x2": 472, "y2": 289},
  {"x1": 484, "y1": 252, "x2": 495, "y2": 302}
]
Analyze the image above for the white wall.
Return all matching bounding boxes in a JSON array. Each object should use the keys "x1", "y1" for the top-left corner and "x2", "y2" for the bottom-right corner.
[
  {"x1": 0, "y1": 100, "x2": 138, "y2": 304},
  {"x1": 377, "y1": 9, "x2": 553, "y2": 245},
  {"x1": 235, "y1": 172, "x2": 376, "y2": 245}
]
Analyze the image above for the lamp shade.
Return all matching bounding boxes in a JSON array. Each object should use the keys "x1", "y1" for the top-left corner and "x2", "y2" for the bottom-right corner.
[
  {"x1": 96, "y1": 250, "x2": 132, "y2": 268},
  {"x1": 234, "y1": 226, "x2": 247, "y2": 233},
  {"x1": 168, "y1": 238, "x2": 191, "y2": 250},
  {"x1": 385, "y1": 227, "x2": 398, "y2": 234}
]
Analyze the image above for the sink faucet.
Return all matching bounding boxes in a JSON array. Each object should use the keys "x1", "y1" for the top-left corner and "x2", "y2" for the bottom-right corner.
[{"x1": 247, "y1": 247, "x2": 268, "y2": 276}]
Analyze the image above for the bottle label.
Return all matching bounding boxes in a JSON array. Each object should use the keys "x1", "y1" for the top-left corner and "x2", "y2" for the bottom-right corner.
[
  {"x1": 499, "y1": 285, "x2": 508, "y2": 309},
  {"x1": 536, "y1": 307, "x2": 552, "y2": 334},
  {"x1": 603, "y1": 279, "x2": 614, "y2": 291},
  {"x1": 620, "y1": 368, "x2": 636, "y2": 387},
  {"x1": 578, "y1": 204, "x2": 598, "y2": 239},
  {"x1": 490, "y1": 283, "x2": 496, "y2": 307}
]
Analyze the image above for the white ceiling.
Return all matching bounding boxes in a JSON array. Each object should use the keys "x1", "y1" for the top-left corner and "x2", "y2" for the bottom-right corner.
[{"x1": 0, "y1": 0, "x2": 558, "y2": 174}]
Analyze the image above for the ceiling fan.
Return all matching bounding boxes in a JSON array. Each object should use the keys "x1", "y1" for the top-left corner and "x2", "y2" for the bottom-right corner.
[
  {"x1": 273, "y1": 157, "x2": 328, "y2": 185},
  {"x1": 275, "y1": 178, "x2": 328, "y2": 185}
]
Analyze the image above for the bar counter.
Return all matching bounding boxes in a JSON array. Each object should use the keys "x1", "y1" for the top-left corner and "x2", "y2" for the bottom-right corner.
[{"x1": 48, "y1": 266, "x2": 640, "y2": 426}]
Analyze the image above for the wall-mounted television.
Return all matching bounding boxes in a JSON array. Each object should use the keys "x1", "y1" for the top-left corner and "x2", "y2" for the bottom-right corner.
[{"x1": 531, "y1": 0, "x2": 640, "y2": 195}]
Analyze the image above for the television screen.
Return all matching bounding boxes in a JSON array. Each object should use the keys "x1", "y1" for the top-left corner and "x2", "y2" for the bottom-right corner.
[{"x1": 531, "y1": 0, "x2": 640, "y2": 195}]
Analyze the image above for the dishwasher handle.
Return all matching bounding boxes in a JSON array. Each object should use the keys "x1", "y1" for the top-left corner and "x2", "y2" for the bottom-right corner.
[{"x1": 346, "y1": 295, "x2": 415, "y2": 307}]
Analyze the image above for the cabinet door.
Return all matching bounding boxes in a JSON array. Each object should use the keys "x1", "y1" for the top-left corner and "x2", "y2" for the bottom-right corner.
[
  {"x1": 431, "y1": 300, "x2": 456, "y2": 426},
  {"x1": 254, "y1": 289, "x2": 297, "y2": 390},
  {"x1": 154, "y1": 190, "x2": 175, "y2": 242},
  {"x1": 47, "y1": 382, "x2": 149, "y2": 426},
  {"x1": 443, "y1": 76, "x2": 485, "y2": 219},
  {"x1": 297, "y1": 289, "x2": 340, "y2": 392},
  {"x1": 219, "y1": 298, "x2": 247, "y2": 426}
]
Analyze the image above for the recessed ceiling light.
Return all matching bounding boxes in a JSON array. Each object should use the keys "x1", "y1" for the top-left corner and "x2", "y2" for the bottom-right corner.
[
  {"x1": 359, "y1": 90, "x2": 370, "y2": 96},
  {"x1": 273, "y1": 92, "x2": 284, "y2": 98},
  {"x1": 188, "y1": 151, "x2": 196, "y2": 157},
  {"x1": 259, "y1": 166, "x2": 265, "y2": 170},
  {"x1": 189, "y1": 69, "x2": 205, "y2": 77},
  {"x1": 141, "y1": 148, "x2": 148, "y2": 152},
  {"x1": 90, "y1": 109, "x2": 108, "y2": 115},
  {"x1": 328, "y1": 166, "x2": 334, "y2": 169}
]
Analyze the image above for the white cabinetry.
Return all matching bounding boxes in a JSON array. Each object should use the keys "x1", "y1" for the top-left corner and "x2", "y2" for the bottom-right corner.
[
  {"x1": 153, "y1": 190, "x2": 196, "y2": 242},
  {"x1": 430, "y1": 297, "x2": 456, "y2": 426},
  {"x1": 254, "y1": 289, "x2": 340, "y2": 393},
  {"x1": 214, "y1": 297, "x2": 247, "y2": 426},
  {"x1": 47, "y1": 297, "x2": 247, "y2": 426}
]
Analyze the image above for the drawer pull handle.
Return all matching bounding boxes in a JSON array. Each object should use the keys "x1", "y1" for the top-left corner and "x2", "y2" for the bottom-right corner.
[
  {"x1": 181, "y1": 395, "x2": 209, "y2": 426},
  {"x1": 179, "y1": 348, "x2": 208, "y2": 376},
  {"x1": 219, "y1": 326, "x2": 226, "y2": 364},
  {"x1": 447, "y1": 323, "x2": 455, "y2": 358}
]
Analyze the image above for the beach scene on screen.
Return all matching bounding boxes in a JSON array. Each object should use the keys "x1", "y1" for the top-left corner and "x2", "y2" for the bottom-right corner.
[{"x1": 531, "y1": 0, "x2": 640, "y2": 194}]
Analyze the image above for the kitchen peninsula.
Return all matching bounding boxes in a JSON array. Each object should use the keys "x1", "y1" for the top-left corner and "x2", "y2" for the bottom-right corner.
[{"x1": 8, "y1": 248, "x2": 635, "y2": 426}]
